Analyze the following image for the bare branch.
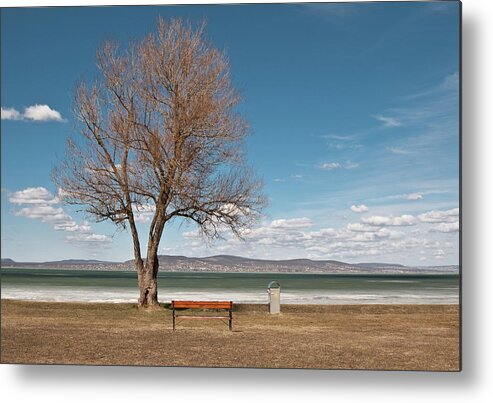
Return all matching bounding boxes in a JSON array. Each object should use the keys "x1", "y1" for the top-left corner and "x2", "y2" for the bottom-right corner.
[{"x1": 53, "y1": 18, "x2": 266, "y2": 306}]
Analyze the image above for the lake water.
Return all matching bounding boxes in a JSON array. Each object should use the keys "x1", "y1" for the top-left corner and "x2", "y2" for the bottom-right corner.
[{"x1": 0, "y1": 268, "x2": 460, "y2": 304}]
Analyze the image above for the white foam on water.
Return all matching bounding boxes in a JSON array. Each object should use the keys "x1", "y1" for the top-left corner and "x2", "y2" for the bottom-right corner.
[
  {"x1": 1, "y1": 286, "x2": 140, "y2": 303},
  {"x1": 365, "y1": 280, "x2": 419, "y2": 284},
  {"x1": 280, "y1": 290, "x2": 458, "y2": 304},
  {"x1": 1, "y1": 285, "x2": 459, "y2": 304}
]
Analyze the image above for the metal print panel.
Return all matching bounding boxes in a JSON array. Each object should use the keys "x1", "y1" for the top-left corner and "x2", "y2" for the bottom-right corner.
[{"x1": 0, "y1": 1, "x2": 461, "y2": 371}]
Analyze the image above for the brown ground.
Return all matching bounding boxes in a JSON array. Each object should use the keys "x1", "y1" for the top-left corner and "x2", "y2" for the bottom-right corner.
[{"x1": 0, "y1": 300, "x2": 460, "y2": 371}]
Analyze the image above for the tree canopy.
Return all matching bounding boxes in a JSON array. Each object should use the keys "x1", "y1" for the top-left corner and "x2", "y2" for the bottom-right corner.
[{"x1": 54, "y1": 18, "x2": 266, "y2": 306}]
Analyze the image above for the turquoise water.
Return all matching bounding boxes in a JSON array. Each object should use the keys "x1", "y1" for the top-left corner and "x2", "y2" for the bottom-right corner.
[{"x1": 0, "y1": 268, "x2": 460, "y2": 304}]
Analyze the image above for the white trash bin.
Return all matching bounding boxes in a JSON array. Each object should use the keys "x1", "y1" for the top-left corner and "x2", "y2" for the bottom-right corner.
[{"x1": 267, "y1": 281, "x2": 281, "y2": 314}]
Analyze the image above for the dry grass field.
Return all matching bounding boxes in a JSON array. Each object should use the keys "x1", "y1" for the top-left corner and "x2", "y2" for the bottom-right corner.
[{"x1": 1, "y1": 300, "x2": 459, "y2": 371}]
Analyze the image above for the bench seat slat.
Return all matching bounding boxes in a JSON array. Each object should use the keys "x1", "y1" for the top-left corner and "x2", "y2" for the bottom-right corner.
[
  {"x1": 175, "y1": 316, "x2": 230, "y2": 319},
  {"x1": 172, "y1": 301, "x2": 232, "y2": 309}
]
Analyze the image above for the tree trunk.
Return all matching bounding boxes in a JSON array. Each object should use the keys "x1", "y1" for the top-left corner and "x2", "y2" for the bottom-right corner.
[
  {"x1": 138, "y1": 208, "x2": 166, "y2": 308},
  {"x1": 137, "y1": 251, "x2": 159, "y2": 308}
]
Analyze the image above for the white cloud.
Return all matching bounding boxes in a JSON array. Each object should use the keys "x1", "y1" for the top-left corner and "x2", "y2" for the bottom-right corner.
[
  {"x1": 375, "y1": 115, "x2": 402, "y2": 127},
  {"x1": 319, "y1": 161, "x2": 359, "y2": 170},
  {"x1": 308, "y1": 228, "x2": 338, "y2": 238},
  {"x1": 402, "y1": 193, "x2": 423, "y2": 201},
  {"x1": 270, "y1": 217, "x2": 313, "y2": 229},
  {"x1": 23, "y1": 104, "x2": 64, "y2": 122},
  {"x1": 133, "y1": 203, "x2": 156, "y2": 213},
  {"x1": 418, "y1": 208, "x2": 459, "y2": 223},
  {"x1": 1, "y1": 107, "x2": 22, "y2": 120},
  {"x1": 9, "y1": 187, "x2": 59, "y2": 205},
  {"x1": 1, "y1": 104, "x2": 64, "y2": 122},
  {"x1": 176, "y1": 219, "x2": 456, "y2": 263},
  {"x1": 344, "y1": 161, "x2": 359, "y2": 169},
  {"x1": 130, "y1": 203, "x2": 156, "y2": 224},
  {"x1": 442, "y1": 72, "x2": 459, "y2": 91},
  {"x1": 183, "y1": 229, "x2": 200, "y2": 239},
  {"x1": 430, "y1": 221, "x2": 459, "y2": 233},
  {"x1": 218, "y1": 203, "x2": 251, "y2": 217},
  {"x1": 403, "y1": 72, "x2": 458, "y2": 101},
  {"x1": 14, "y1": 205, "x2": 94, "y2": 236},
  {"x1": 134, "y1": 214, "x2": 151, "y2": 224},
  {"x1": 362, "y1": 214, "x2": 417, "y2": 227},
  {"x1": 320, "y1": 162, "x2": 341, "y2": 170},
  {"x1": 346, "y1": 223, "x2": 376, "y2": 232},
  {"x1": 325, "y1": 134, "x2": 353, "y2": 141},
  {"x1": 378, "y1": 191, "x2": 435, "y2": 203},
  {"x1": 10, "y1": 187, "x2": 75, "y2": 229},
  {"x1": 350, "y1": 204, "x2": 368, "y2": 213},
  {"x1": 344, "y1": 228, "x2": 404, "y2": 242},
  {"x1": 326, "y1": 136, "x2": 363, "y2": 151},
  {"x1": 387, "y1": 147, "x2": 412, "y2": 155},
  {"x1": 10, "y1": 186, "x2": 111, "y2": 246},
  {"x1": 54, "y1": 220, "x2": 92, "y2": 233},
  {"x1": 14, "y1": 205, "x2": 72, "y2": 225},
  {"x1": 434, "y1": 249, "x2": 446, "y2": 259},
  {"x1": 178, "y1": 214, "x2": 423, "y2": 261},
  {"x1": 57, "y1": 187, "x2": 72, "y2": 201},
  {"x1": 66, "y1": 233, "x2": 112, "y2": 244}
]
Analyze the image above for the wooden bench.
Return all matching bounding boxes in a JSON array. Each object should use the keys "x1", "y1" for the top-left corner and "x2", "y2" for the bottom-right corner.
[{"x1": 172, "y1": 300, "x2": 233, "y2": 331}]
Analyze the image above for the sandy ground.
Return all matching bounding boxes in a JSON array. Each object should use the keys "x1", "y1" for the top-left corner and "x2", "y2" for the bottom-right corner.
[{"x1": 0, "y1": 300, "x2": 460, "y2": 371}]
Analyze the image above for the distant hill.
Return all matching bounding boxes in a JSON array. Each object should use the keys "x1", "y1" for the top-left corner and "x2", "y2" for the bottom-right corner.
[
  {"x1": 354, "y1": 262, "x2": 405, "y2": 269},
  {"x1": 125, "y1": 254, "x2": 458, "y2": 274},
  {"x1": 1, "y1": 258, "x2": 120, "y2": 269},
  {"x1": 150, "y1": 254, "x2": 355, "y2": 271},
  {"x1": 42, "y1": 259, "x2": 117, "y2": 265},
  {"x1": 2, "y1": 255, "x2": 459, "y2": 274}
]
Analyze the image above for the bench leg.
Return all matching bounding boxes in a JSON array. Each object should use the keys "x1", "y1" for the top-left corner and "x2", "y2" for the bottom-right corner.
[
  {"x1": 229, "y1": 307, "x2": 232, "y2": 331},
  {"x1": 173, "y1": 308, "x2": 176, "y2": 331}
]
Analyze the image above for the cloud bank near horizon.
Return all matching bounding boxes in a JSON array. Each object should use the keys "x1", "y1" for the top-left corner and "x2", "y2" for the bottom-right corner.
[
  {"x1": 8, "y1": 187, "x2": 110, "y2": 246},
  {"x1": 171, "y1": 206, "x2": 459, "y2": 264}
]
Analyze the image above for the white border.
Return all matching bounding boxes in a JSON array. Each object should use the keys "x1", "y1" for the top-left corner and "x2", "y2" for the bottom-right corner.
[{"x1": 2, "y1": 0, "x2": 493, "y2": 402}]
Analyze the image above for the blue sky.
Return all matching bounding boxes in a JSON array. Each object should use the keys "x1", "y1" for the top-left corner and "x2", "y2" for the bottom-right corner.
[{"x1": 1, "y1": 2, "x2": 460, "y2": 265}]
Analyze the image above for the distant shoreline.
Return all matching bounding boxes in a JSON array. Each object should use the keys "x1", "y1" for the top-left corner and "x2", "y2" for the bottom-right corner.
[
  {"x1": 1, "y1": 254, "x2": 460, "y2": 275},
  {"x1": 1, "y1": 265, "x2": 459, "y2": 275}
]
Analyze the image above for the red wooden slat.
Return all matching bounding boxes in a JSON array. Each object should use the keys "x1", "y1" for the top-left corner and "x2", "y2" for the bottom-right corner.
[
  {"x1": 175, "y1": 316, "x2": 230, "y2": 320},
  {"x1": 172, "y1": 300, "x2": 232, "y2": 309}
]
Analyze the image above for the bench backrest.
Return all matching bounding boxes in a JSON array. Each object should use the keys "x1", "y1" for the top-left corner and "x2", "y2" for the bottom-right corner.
[{"x1": 172, "y1": 300, "x2": 233, "y2": 309}]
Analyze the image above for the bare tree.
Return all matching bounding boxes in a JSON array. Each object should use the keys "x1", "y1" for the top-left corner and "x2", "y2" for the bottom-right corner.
[{"x1": 54, "y1": 18, "x2": 266, "y2": 308}]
